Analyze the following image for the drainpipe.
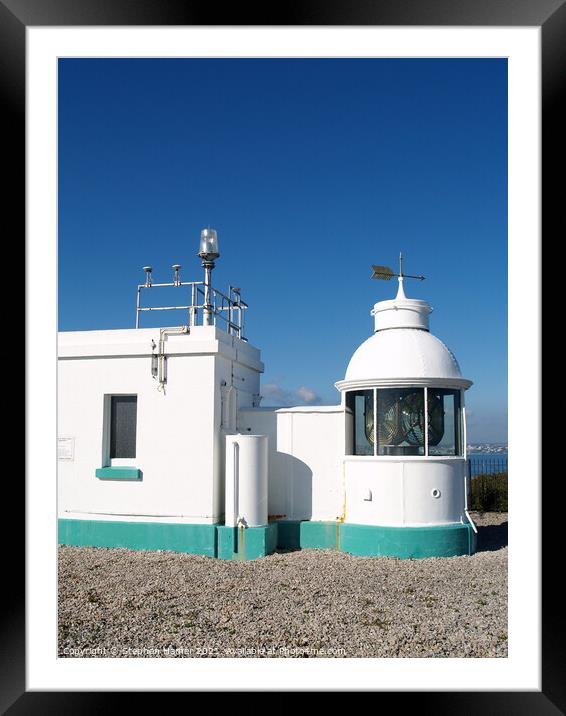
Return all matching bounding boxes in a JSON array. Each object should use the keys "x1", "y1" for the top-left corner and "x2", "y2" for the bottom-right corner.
[
  {"x1": 464, "y1": 468, "x2": 478, "y2": 533},
  {"x1": 462, "y1": 404, "x2": 477, "y2": 533},
  {"x1": 157, "y1": 326, "x2": 189, "y2": 392},
  {"x1": 231, "y1": 439, "x2": 247, "y2": 528}
]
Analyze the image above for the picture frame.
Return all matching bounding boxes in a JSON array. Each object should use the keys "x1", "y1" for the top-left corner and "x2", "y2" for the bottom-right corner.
[{"x1": 10, "y1": 0, "x2": 555, "y2": 708}]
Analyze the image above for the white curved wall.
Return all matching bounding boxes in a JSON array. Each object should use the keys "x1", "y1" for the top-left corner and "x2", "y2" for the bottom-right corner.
[{"x1": 344, "y1": 457, "x2": 466, "y2": 526}]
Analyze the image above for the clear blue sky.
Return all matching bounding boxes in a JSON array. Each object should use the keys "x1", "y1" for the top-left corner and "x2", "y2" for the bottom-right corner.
[{"x1": 58, "y1": 58, "x2": 507, "y2": 443}]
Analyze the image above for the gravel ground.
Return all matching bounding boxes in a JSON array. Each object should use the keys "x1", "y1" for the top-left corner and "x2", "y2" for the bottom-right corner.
[{"x1": 58, "y1": 511, "x2": 507, "y2": 658}]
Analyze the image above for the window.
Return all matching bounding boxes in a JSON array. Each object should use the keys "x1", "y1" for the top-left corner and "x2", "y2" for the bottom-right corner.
[
  {"x1": 108, "y1": 395, "x2": 137, "y2": 462},
  {"x1": 345, "y1": 390, "x2": 374, "y2": 456},
  {"x1": 427, "y1": 388, "x2": 461, "y2": 456},
  {"x1": 345, "y1": 387, "x2": 463, "y2": 457},
  {"x1": 376, "y1": 388, "x2": 425, "y2": 456}
]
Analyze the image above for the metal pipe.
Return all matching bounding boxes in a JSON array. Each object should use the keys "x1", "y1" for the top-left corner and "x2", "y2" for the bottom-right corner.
[
  {"x1": 138, "y1": 305, "x2": 193, "y2": 312},
  {"x1": 461, "y1": 398, "x2": 477, "y2": 533},
  {"x1": 135, "y1": 287, "x2": 141, "y2": 328},
  {"x1": 157, "y1": 325, "x2": 189, "y2": 392},
  {"x1": 189, "y1": 283, "x2": 196, "y2": 327},
  {"x1": 203, "y1": 263, "x2": 213, "y2": 326},
  {"x1": 135, "y1": 271, "x2": 247, "y2": 335},
  {"x1": 233, "y1": 440, "x2": 240, "y2": 527},
  {"x1": 138, "y1": 281, "x2": 204, "y2": 289},
  {"x1": 236, "y1": 297, "x2": 242, "y2": 338},
  {"x1": 464, "y1": 475, "x2": 477, "y2": 534}
]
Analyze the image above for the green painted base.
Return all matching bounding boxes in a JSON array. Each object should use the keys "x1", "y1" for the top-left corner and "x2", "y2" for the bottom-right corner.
[
  {"x1": 275, "y1": 519, "x2": 476, "y2": 558},
  {"x1": 95, "y1": 467, "x2": 142, "y2": 480},
  {"x1": 58, "y1": 518, "x2": 218, "y2": 557},
  {"x1": 340, "y1": 522, "x2": 476, "y2": 559},
  {"x1": 217, "y1": 524, "x2": 277, "y2": 560},
  {"x1": 276, "y1": 520, "x2": 340, "y2": 551},
  {"x1": 58, "y1": 518, "x2": 476, "y2": 560}
]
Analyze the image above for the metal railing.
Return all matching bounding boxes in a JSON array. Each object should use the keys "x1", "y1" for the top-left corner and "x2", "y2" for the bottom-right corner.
[
  {"x1": 467, "y1": 456, "x2": 508, "y2": 512},
  {"x1": 467, "y1": 456, "x2": 508, "y2": 478},
  {"x1": 135, "y1": 280, "x2": 248, "y2": 339}
]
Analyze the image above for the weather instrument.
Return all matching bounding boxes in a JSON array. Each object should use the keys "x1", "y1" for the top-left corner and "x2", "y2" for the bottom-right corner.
[{"x1": 371, "y1": 253, "x2": 425, "y2": 282}]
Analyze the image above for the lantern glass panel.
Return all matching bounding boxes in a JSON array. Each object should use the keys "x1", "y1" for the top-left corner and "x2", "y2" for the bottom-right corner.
[
  {"x1": 376, "y1": 388, "x2": 425, "y2": 456},
  {"x1": 345, "y1": 390, "x2": 374, "y2": 456},
  {"x1": 427, "y1": 388, "x2": 462, "y2": 456}
]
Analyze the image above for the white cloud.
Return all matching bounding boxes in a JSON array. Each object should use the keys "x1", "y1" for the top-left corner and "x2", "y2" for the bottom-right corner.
[
  {"x1": 261, "y1": 383, "x2": 324, "y2": 407},
  {"x1": 296, "y1": 386, "x2": 319, "y2": 403}
]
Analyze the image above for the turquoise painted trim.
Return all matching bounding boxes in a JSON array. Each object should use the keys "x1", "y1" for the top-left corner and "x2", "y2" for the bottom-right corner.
[
  {"x1": 340, "y1": 522, "x2": 475, "y2": 559},
  {"x1": 275, "y1": 520, "x2": 340, "y2": 551},
  {"x1": 58, "y1": 518, "x2": 218, "y2": 556},
  {"x1": 58, "y1": 518, "x2": 476, "y2": 560},
  {"x1": 217, "y1": 525, "x2": 237, "y2": 558},
  {"x1": 300, "y1": 521, "x2": 340, "y2": 550},
  {"x1": 217, "y1": 524, "x2": 277, "y2": 561},
  {"x1": 275, "y1": 520, "x2": 301, "y2": 550},
  {"x1": 95, "y1": 467, "x2": 142, "y2": 480}
]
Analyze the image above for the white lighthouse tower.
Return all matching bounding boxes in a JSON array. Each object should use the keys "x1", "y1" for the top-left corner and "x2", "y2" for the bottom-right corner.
[{"x1": 334, "y1": 258, "x2": 476, "y2": 558}]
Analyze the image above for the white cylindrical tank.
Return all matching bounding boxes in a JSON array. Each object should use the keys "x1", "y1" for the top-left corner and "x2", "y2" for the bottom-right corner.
[{"x1": 225, "y1": 434, "x2": 268, "y2": 527}]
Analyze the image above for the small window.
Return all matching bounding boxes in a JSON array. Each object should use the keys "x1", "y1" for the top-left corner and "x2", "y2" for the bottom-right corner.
[
  {"x1": 345, "y1": 390, "x2": 374, "y2": 456},
  {"x1": 427, "y1": 388, "x2": 462, "y2": 456},
  {"x1": 108, "y1": 395, "x2": 137, "y2": 461}
]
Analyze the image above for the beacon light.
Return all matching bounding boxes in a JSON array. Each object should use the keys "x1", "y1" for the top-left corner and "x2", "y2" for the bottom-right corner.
[{"x1": 198, "y1": 228, "x2": 219, "y2": 263}]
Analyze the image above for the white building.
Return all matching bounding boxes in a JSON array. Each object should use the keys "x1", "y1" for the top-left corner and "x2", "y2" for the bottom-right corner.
[{"x1": 58, "y1": 233, "x2": 476, "y2": 559}]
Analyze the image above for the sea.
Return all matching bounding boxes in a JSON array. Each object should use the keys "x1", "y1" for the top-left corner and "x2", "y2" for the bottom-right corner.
[
  {"x1": 467, "y1": 451, "x2": 508, "y2": 476},
  {"x1": 468, "y1": 452, "x2": 508, "y2": 463}
]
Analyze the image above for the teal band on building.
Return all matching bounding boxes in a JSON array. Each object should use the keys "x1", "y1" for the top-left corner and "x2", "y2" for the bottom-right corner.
[
  {"x1": 95, "y1": 467, "x2": 142, "y2": 480},
  {"x1": 59, "y1": 518, "x2": 476, "y2": 560}
]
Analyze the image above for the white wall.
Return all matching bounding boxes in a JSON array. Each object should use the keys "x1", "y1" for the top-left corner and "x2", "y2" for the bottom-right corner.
[
  {"x1": 58, "y1": 326, "x2": 263, "y2": 524},
  {"x1": 238, "y1": 406, "x2": 344, "y2": 521},
  {"x1": 238, "y1": 407, "x2": 467, "y2": 527}
]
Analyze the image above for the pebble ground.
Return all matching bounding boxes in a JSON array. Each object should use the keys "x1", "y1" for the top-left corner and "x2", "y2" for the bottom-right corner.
[{"x1": 58, "y1": 511, "x2": 507, "y2": 658}]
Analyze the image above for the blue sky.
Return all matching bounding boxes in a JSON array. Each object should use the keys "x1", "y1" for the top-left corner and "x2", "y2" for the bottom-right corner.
[{"x1": 58, "y1": 58, "x2": 507, "y2": 443}]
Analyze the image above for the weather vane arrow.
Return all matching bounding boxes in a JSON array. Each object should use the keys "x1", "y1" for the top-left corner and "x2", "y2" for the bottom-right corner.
[{"x1": 371, "y1": 253, "x2": 425, "y2": 281}]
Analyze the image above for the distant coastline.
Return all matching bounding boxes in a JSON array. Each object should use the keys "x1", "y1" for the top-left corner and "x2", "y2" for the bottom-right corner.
[{"x1": 467, "y1": 443, "x2": 508, "y2": 455}]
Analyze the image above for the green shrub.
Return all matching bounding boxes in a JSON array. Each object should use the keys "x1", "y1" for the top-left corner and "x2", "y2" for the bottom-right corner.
[{"x1": 470, "y1": 472, "x2": 508, "y2": 512}]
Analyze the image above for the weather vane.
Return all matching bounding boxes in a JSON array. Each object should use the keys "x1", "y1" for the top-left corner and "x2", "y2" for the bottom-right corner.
[{"x1": 371, "y1": 253, "x2": 425, "y2": 282}]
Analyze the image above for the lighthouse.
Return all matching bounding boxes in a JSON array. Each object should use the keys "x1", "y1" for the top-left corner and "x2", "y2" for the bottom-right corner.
[{"x1": 334, "y1": 259, "x2": 476, "y2": 558}]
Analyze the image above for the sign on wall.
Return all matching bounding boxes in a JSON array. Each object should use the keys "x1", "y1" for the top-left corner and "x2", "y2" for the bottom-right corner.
[{"x1": 57, "y1": 437, "x2": 75, "y2": 461}]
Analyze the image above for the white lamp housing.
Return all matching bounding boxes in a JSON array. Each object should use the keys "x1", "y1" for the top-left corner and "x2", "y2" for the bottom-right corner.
[{"x1": 199, "y1": 228, "x2": 219, "y2": 262}]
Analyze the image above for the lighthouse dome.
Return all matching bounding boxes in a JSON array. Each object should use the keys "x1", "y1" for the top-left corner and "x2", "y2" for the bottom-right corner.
[
  {"x1": 342, "y1": 328, "x2": 470, "y2": 386},
  {"x1": 335, "y1": 277, "x2": 472, "y2": 391}
]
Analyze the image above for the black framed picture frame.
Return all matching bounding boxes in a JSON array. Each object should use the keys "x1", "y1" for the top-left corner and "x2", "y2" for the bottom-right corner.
[{"x1": 10, "y1": 0, "x2": 556, "y2": 710}]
